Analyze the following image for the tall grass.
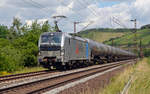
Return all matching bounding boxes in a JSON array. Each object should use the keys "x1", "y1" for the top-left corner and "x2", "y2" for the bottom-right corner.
[
  {"x1": 99, "y1": 66, "x2": 134, "y2": 94},
  {"x1": 99, "y1": 58, "x2": 150, "y2": 94},
  {"x1": 128, "y1": 58, "x2": 150, "y2": 94},
  {"x1": 0, "y1": 67, "x2": 47, "y2": 76}
]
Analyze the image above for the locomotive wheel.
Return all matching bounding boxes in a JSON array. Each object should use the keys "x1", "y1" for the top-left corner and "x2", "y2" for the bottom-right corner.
[
  {"x1": 60, "y1": 65, "x2": 67, "y2": 71},
  {"x1": 48, "y1": 66, "x2": 54, "y2": 70}
]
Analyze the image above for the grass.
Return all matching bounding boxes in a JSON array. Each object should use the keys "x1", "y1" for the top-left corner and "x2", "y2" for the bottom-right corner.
[
  {"x1": 106, "y1": 29, "x2": 150, "y2": 47},
  {"x1": 128, "y1": 58, "x2": 150, "y2": 94},
  {"x1": 104, "y1": 29, "x2": 150, "y2": 55},
  {"x1": 80, "y1": 31, "x2": 125, "y2": 43},
  {"x1": 99, "y1": 65, "x2": 135, "y2": 94},
  {"x1": 0, "y1": 66, "x2": 47, "y2": 76},
  {"x1": 99, "y1": 58, "x2": 150, "y2": 94}
]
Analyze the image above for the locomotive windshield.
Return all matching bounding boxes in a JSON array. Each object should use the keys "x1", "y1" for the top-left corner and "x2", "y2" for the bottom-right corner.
[{"x1": 41, "y1": 33, "x2": 62, "y2": 45}]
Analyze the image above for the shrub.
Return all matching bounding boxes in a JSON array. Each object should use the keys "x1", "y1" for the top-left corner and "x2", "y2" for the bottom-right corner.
[
  {"x1": 0, "y1": 46, "x2": 23, "y2": 72},
  {"x1": 143, "y1": 48, "x2": 150, "y2": 57}
]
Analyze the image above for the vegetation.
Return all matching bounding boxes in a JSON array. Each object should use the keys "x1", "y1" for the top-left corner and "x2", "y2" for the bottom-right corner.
[
  {"x1": 13, "y1": 67, "x2": 47, "y2": 75},
  {"x1": 78, "y1": 27, "x2": 150, "y2": 56},
  {"x1": 0, "y1": 17, "x2": 150, "y2": 74},
  {"x1": 77, "y1": 28, "x2": 128, "y2": 43},
  {"x1": 141, "y1": 24, "x2": 150, "y2": 29},
  {"x1": 100, "y1": 58, "x2": 150, "y2": 94},
  {"x1": 77, "y1": 26, "x2": 150, "y2": 94},
  {"x1": 104, "y1": 29, "x2": 150, "y2": 56},
  {"x1": 0, "y1": 17, "x2": 53, "y2": 73},
  {"x1": 128, "y1": 58, "x2": 150, "y2": 94},
  {"x1": 99, "y1": 65, "x2": 134, "y2": 94}
]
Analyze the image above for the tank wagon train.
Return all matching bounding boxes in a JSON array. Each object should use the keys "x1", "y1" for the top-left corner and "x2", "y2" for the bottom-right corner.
[{"x1": 38, "y1": 32, "x2": 136, "y2": 70}]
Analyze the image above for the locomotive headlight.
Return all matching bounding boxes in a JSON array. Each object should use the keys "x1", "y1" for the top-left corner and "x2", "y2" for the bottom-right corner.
[{"x1": 38, "y1": 52, "x2": 41, "y2": 56}]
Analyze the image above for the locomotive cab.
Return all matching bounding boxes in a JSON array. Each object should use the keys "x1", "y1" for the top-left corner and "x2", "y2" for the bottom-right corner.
[{"x1": 38, "y1": 32, "x2": 64, "y2": 68}]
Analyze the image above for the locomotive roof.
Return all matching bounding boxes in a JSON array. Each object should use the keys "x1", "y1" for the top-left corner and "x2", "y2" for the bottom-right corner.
[
  {"x1": 40, "y1": 32, "x2": 86, "y2": 42},
  {"x1": 41, "y1": 32, "x2": 62, "y2": 35}
]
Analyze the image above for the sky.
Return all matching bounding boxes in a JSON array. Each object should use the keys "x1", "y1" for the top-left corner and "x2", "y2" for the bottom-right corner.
[{"x1": 0, "y1": 0, "x2": 150, "y2": 32}]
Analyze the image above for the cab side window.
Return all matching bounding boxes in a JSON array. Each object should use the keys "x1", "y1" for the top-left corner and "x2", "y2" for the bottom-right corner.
[{"x1": 69, "y1": 38, "x2": 71, "y2": 45}]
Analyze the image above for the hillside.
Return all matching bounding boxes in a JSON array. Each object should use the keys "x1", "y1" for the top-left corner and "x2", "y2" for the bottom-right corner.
[
  {"x1": 78, "y1": 28, "x2": 150, "y2": 56},
  {"x1": 77, "y1": 28, "x2": 130, "y2": 43},
  {"x1": 105, "y1": 29, "x2": 150, "y2": 56}
]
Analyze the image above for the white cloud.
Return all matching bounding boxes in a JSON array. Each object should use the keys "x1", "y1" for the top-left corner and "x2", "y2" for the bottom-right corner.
[
  {"x1": 0, "y1": 0, "x2": 6, "y2": 7},
  {"x1": 0, "y1": 0, "x2": 150, "y2": 32},
  {"x1": 25, "y1": 18, "x2": 49, "y2": 26}
]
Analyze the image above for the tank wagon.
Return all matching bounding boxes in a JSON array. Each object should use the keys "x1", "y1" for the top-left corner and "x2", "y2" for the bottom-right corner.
[{"x1": 38, "y1": 32, "x2": 136, "y2": 69}]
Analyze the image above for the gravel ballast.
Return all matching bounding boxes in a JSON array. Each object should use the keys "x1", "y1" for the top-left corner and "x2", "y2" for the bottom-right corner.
[{"x1": 44, "y1": 61, "x2": 134, "y2": 94}]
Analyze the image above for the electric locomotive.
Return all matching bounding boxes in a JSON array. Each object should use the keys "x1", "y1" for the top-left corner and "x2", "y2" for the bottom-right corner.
[{"x1": 38, "y1": 32, "x2": 91, "y2": 69}]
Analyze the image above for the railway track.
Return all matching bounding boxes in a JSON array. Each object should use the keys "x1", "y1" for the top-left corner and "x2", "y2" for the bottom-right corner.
[
  {"x1": 0, "y1": 70, "x2": 57, "y2": 83},
  {"x1": 0, "y1": 60, "x2": 135, "y2": 94}
]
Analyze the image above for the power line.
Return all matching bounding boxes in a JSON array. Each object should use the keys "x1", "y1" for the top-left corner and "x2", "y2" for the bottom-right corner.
[
  {"x1": 22, "y1": 0, "x2": 50, "y2": 18},
  {"x1": 80, "y1": 21, "x2": 94, "y2": 31},
  {"x1": 83, "y1": 0, "x2": 103, "y2": 16},
  {"x1": 57, "y1": 0, "x2": 83, "y2": 21},
  {"x1": 81, "y1": 0, "x2": 113, "y2": 28},
  {"x1": 111, "y1": 16, "x2": 127, "y2": 28},
  {"x1": 76, "y1": 0, "x2": 98, "y2": 17},
  {"x1": 57, "y1": 0, "x2": 95, "y2": 32},
  {"x1": 84, "y1": 0, "x2": 128, "y2": 29}
]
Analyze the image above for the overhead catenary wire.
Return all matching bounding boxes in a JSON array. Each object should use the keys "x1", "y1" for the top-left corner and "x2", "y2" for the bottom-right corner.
[
  {"x1": 22, "y1": 0, "x2": 52, "y2": 20},
  {"x1": 82, "y1": 0, "x2": 103, "y2": 17},
  {"x1": 111, "y1": 16, "x2": 128, "y2": 28},
  {"x1": 80, "y1": 21, "x2": 94, "y2": 31},
  {"x1": 76, "y1": 0, "x2": 98, "y2": 18},
  {"x1": 23, "y1": 0, "x2": 129, "y2": 32},
  {"x1": 81, "y1": 0, "x2": 113, "y2": 28},
  {"x1": 57, "y1": 0, "x2": 95, "y2": 23},
  {"x1": 77, "y1": 0, "x2": 129, "y2": 29},
  {"x1": 57, "y1": 0, "x2": 95, "y2": 32},
  {"x1": 84, "y1": 0, "x2": 128, "y2": 29},
  {"x1": 23, "y1": 0, "x2": 102, "y2": 31},
  {"x1": 56, "y1": 0, "x2": 84, "y2": 21},
  {"x1": 112, "y1": 17, "x2": 127, "y2": 28}
]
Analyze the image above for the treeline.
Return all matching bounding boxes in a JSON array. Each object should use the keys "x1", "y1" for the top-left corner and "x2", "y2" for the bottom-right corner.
[
  {"x1": 0, "y1": 17, "x2": 54, "y2": 72},
  {"x1": 141, "y1": 24, "x2": 150, "y2": 29},
  {"x1": 78, "y1": 28, "x2": 131, "y2": 35},
  {"x1": 104, "y1": 29, "x2": 150, "y2": 57},
  {"x1": 78, "y1": 25, "x2": 150, "y2": 57}
]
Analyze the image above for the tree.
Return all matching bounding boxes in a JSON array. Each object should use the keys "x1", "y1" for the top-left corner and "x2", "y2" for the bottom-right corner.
[
  {"x1": 42, "y1": 21, "x2": 52, "y2": 32},
  {"x1": 0, "y1": 18, "x2": 56, "y2": 72},
  {"x1": 0, "y1": 25, "x2": 8, "y2": 39},
  {"x1": 12, "y1": 17, "x2": 22, "y2": 35}
]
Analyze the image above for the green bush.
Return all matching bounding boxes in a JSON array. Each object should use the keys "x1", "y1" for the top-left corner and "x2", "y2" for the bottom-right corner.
[
  {"x1": 0, "y1": 20, "x2": 54, "y2": 72},
  {"x1": 0, "y1": 25, "x2": 8, "y2": 39},
  {"x1": 0, "y1": 46, "x2": 23, "y2": 72},
  {"x1": 143, "y1": 48, "x2": 150, "y2": 57},
  {"x1": 21, "y1": 42, "x2": 39, "y2": 67}
]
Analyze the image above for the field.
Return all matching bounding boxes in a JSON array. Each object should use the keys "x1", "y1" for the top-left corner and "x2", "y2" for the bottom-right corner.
[
  {"x1": 106, "y1": 29, "x2": 150, "y2": 47},
  {"x1": 79, "y1": 31, "x2": 124, "y2": 43},
  {"x1": 105, "y1": 29, "x2": 150, "y2": 56},
  {"x1": 78, "y1": 28, "x2": 128, "y2": 43},
  {"x1": 79, "y1": 28, "x2": 150, "y2": 56}
]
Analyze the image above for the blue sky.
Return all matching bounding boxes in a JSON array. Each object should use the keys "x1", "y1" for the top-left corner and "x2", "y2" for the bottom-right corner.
[{"x1": 99, "y1": 1, "x2": 121, "y2": 8}]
